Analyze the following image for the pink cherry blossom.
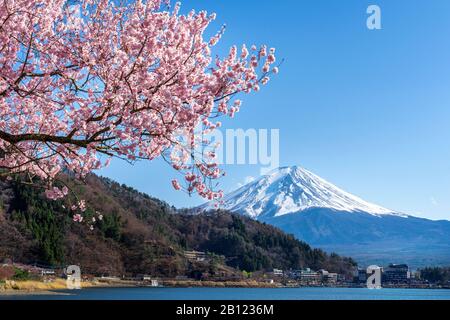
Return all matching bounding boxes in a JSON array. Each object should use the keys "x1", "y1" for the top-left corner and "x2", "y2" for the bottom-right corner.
[
  {"x1": 78, "y1": 200, "x2": 87, "y2": 212},
  {"x1": 0, "y1": 0, "x2": 277, "y2": 201},
  {"x1": 172, "y1": 179, "x2": 182, "y2": 190},
  {"x1": 44, "y1": 186, "x2": 69, "y2": 200},
  {"x1": 73, "y1": 214, "x2": 83, "y2": 223}
]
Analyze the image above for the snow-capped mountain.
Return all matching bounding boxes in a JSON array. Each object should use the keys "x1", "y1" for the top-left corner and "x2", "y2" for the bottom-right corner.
[
  {"x1": 198, "y1": 166, "x2": 450, "y2": 267},
  {"x1": 200, "y1": 165, "x2": 404, "y2": 219}
]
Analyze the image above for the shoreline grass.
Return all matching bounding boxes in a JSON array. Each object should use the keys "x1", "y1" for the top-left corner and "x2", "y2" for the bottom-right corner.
[
  {"x1": 0, "y1": 278, "x2": 279, "y2": 295},
  {"x1": 0, "y1": 278, "x2": 100, "y2": 293}
]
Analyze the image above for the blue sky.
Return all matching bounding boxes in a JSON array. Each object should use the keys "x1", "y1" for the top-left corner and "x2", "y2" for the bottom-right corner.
[{"x1": 99, "y1": 0, "x2": 450, "y2": 221}]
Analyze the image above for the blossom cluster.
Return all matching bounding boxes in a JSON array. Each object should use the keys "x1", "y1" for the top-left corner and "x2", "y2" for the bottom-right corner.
[{"x1": 0, "y1": 0, "x2": 277, "y2": 203}]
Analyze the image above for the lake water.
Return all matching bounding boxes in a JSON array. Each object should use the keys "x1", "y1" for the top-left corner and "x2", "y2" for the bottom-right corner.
[{"x1": 2, "y1": 287, "x2": 450, "y2": 300}]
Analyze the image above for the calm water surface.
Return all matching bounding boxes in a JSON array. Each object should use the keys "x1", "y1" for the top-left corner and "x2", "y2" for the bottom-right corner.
[{"x1": 2, "y1": 287, "x2": 450, "y2": 300}]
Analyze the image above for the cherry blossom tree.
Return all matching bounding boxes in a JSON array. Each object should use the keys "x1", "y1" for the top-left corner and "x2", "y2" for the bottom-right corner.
[{"x1": 0, "y1": 0, "x2": 277, "y2": 209}]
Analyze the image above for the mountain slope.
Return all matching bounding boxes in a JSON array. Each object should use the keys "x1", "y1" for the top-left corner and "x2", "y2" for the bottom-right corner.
[
  {"x1": 0, "y1": 174, "x2": 356, "y2": 277},
  {"x1": 199, "y1": 166, "x2": 450, "y2": 267}
]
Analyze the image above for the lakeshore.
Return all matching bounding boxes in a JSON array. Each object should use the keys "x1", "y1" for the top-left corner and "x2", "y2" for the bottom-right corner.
[
  {"x1": 0, "y1": 278, "x2": 280, "y2": 296},
  {"x1": 1, "y1": 277, "x2": 449, "y2": 297},
  {"x1": 0, "y1": 278, "x2": 106, "y2": 296},
  {"x1": 2, "y1": 286, "x2": 450, "y2": 300}
]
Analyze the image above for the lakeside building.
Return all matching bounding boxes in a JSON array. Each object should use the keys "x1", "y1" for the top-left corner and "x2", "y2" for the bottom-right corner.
[
  {"x1": 299, "y1": 269, "x2": 321, "y2": 284},
  {"x1": 284, "y1": 269, "x2": 301, "y2": 278},
  {"x1": 136, "y1": 274, "x2": 152, "y2": 281},
  {"x1": 285, "y1": 268, "x2": 342, "y2": 284},
  {"x1": 41, "y1": 269, "x2": 56, "y2": 276},
  {"x1": 356, "y1": 268, "x2": 367, "y2": 283},
  {"x1": 184, "y1": 250, "x2": 208, "y2": 262},
  {"x1": 284, "y1": 268, "x2": 323, "y2": 284},
  {"x1": 383, "y1": 264, "x2": 410, "y2": 283},
  {"x1": 271, "y1": 269, "x2": 284, "y2": 277},
  {"x1": 354, "y1": 264, "x2": 411, "y2": 285},
  {"x1": 318, "y1": 269, "x2": 338, "y2": 284}
]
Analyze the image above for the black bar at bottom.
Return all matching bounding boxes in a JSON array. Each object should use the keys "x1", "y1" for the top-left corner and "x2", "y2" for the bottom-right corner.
[{"x1": 1, "y1": 300, "x2": 448, "y2": 319}]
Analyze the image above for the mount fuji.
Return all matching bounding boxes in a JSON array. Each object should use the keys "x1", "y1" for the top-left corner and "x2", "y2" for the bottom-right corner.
[{"x1": 198, "y1": 166, "x2": 450, "y2": 267}]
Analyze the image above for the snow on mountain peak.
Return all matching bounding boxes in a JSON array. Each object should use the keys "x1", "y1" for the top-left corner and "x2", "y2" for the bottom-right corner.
[{"x1": 200, "y1": 165, "x2": 403, "y2": 218}]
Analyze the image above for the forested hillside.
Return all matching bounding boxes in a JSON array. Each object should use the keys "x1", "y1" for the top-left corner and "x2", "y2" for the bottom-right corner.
[{"x1": 0, "y1": 174, "x2": 356, "y2": 278}]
